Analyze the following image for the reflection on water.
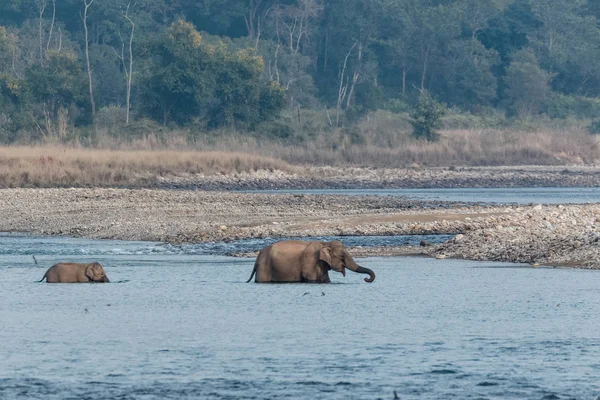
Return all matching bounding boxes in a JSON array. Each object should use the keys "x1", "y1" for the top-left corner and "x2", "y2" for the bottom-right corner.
[
  {"x1": 1, "y1": 235, "x2": 600, "y2": 399},
  {"x1": 244, "y1": 187, "x2": 600, "y2": 205}
]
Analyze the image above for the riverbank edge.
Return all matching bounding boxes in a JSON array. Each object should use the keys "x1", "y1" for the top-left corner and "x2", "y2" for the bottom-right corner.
[
  {"x1": 3, "y1": 165, "x2": 600, "y2": 190},
  {"x1": 1, "y1": 186, "x2": 599, "y2": 269},
  {"x1": 154, "y1": 165, "x2": 600, "y2": 190}
]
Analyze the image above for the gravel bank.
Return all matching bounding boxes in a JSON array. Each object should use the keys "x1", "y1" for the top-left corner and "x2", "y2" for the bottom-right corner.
[
  {"x1": 0, "y1": 188, "x2": 478, "y2": 242},
  {"x1": 157, "y1": 165, "x2": 600, "y2": 190},
  {"x1": 1, "y1": 187, "x2": 600, "y2": 268},
  {"x1": 429, "y1": 204, "x2": 600, "y2": 268}
]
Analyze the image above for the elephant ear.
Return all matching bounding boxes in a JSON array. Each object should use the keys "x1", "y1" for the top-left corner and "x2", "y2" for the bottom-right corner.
[
  {"x1": 319, "y1": 246, "x2": 332, "y2": 267},
  {"x1": 85, "y1": 265, "x2": 94, "y2": 281}
]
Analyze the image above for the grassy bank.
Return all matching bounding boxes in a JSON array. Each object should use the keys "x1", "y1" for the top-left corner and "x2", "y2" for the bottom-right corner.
[
  {"x1": 1, "y1": 114, "x2": 599, "y2": 187},
  {"x1": 84, "y1": 110, "x2": 600, "y2": 167},
  {"x1": 0, "y1": 147, "x2": 296, "y2": 187}
]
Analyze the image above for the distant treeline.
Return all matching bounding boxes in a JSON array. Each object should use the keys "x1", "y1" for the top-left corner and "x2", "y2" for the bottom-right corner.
[{"x1": 1, "y1": 0, "x2": 600, "y2": 143}]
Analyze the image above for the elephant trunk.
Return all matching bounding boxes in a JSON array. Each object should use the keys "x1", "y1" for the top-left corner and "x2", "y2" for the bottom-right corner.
[
  {"x1": 354, "y1": 266, "x2": 376, "y2": 283},
  {"x1": 102, "y1": 276, "x2": 110, "y2": 283},
  {"x1": 344, "y1": 252, "x2": 376, "y2": 283}
]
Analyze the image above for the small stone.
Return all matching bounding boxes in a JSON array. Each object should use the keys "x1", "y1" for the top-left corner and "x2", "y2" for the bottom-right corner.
[
  {"x1": 219, "y1": 225, "x2": 228, "y2": 231},
  {"x1": 435, "y1": 254, "x2": 447, "y2": 260},
  {"x1": 533, "y1": 204, "x2": 543, "y2": 211},
  {"x1": 454, "y1": 234, "x2": 464, "y2": 242}
]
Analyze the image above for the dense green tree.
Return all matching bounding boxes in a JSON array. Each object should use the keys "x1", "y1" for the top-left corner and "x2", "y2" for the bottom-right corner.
[
  {"x1": 2, "y1": 0, "x2": 600, "y2": 142},
  {"x1": 409, "y1": 91, "x2": 445, "y2": 142},
  {"x1": 25, "y1": 50, "x2": 86, "y2": 117},
  {"x1": 139, "y1": 20, "x2": 284, "y2": 127},
  {"x1": 138, "y1": 20, "x2": 210, "y2": 125},
  {"x1": 439, "y1": 39, "x2": 499, "y2": 110},
  {"x1": 503, "y1": 49, "x2": 553, "y2": 118}
]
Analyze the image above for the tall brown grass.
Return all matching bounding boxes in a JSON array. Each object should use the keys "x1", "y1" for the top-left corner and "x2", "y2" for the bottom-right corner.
[
  {"x1": 0, "y1": 147, "x2": 297, "y2": 188},
  {"x1": 183, "y1": 126, "x2": 600, "y2": 167},
  {"x1": 1, "y1": 122, "x2": 599, "y2": 187}
]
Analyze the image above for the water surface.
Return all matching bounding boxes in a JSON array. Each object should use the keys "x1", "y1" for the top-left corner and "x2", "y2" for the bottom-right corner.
[
  {"x1": 245, "y1": 187, "x2": 600, "y2": 205},
  {"x1": 1, "y1": 235, "x2": 600, "y2": 399}
]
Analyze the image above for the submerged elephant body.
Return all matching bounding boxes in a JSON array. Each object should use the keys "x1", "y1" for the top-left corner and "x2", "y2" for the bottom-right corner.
[
  {"x1": 247, "y1": 240, "x2": 375, "y2": 283},
  {"x1": 39, "y1": 262, "x2": 110, "y2": 283}
]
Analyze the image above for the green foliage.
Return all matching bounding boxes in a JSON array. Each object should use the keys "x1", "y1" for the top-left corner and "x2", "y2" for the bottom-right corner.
[
  {"x1": 503, "y1": 49, "x2": 553, "y2": 118},
  {"x1": 2, "y1": 0, "x2": 600, "y2": 144},
  {"x1": 409, "y1": 92, "x2": 446, "y2": 142},
  {"x1": 589, "y1": 119, "x2": 600, "y2": 134},
  {"x1": 439, "y1": 39, "x2": 500, "y2": 110},
  {"x1": 383, "y1": 98, "x2": 411, "y2": 114},
  {"x1": 547, "y1": 94, "x2": 600, "y2": 119},
  {"x1": 138, "y1": 20, "x2": 208, "y2": 125},
  {"x1": 25, "y1": 51, "x2": 86, "y2": 116},
  {"x1": 139, "y1": 21, "x2": 284, "y2": 129},
  {"x1": 255, "y1": 120, "x2": 294, "y2": 140}
]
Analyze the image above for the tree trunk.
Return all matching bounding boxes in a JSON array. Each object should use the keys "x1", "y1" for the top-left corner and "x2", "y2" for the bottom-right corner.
[
  {"x1": 38, "y1": 0, "x2": 46, "y2": 66},
  {"x1": 336, "y1": 43, "x2": 356, "y2": 127},
  {"x1": 402, "y1": 64, "x2": 407, "y2": 94},
  {"x1": 46, "y1": 0, "x2": 55, "y2": 56},
  {"x1": 345, "y1": 41, "x2": 362, "y2": 109},
  {"x1": 420, "y1": 46, "x2": 430, "y2": 92},
  {"x1": 82, "y1": 0, "x2": 96, "y2": 122},
  {"x1": 124, "y1": 3, "x2": 135, "y2": 126}
]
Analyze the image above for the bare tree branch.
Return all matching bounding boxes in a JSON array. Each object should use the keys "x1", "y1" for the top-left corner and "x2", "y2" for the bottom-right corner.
[
  {"x1": 46, "y1": 0, "x2": 56, "y2": 56},
  {"x1": 82, "y1": 0, "x2": 96, "y2": 121}
]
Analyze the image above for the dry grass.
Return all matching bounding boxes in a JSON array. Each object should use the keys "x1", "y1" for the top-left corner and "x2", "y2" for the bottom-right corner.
[
  {"x1": 0, "y1": 146, "x2": 297, "y2": 188},
  {"x1": 1, "y1": 122, "x2": 599, "y2": 187},
  {"x1": 182, "y1": 127, "x2": 600, "y2": 167}
]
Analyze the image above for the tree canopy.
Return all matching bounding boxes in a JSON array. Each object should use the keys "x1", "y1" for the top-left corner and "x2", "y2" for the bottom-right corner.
[{"x1": 1, "y1": 0, "x2": 600, "y2": 142}]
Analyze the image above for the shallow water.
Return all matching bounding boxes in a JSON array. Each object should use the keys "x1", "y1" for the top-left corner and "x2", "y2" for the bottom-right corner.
[
  {"x1": 2, "y1": 235, "x2": 600, "y2": 399},
  {"x1": 246, "y1": 187, "x2": 600, "y2": 205}
]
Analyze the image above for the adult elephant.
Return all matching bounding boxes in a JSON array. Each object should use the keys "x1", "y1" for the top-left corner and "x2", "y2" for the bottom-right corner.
[
  {"x1": 246, "y1": 240, "x2": 375, "y2": 283},
  {"x1": 39, "y1": 262, "x2": 110, "y2": 283}
]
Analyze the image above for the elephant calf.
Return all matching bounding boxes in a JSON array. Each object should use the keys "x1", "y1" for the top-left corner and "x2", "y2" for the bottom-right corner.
[
  {"x1": 39, "y1": 262, "x2": 110, "y2": 283},
  {"x1": 247, "y1": 240, "x2": 375, "y2": 283}
]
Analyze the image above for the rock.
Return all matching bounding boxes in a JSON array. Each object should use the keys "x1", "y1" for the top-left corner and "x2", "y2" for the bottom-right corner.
[
  {"x1": 533, "y1": 204, "x2": 543, "y2": 211},
  {"x1": 454, "y1": 234, "x2": 464, "y2": 242},
  {"x1": 435, "y1": 254, "x2": 447, "y2": 260},
  {"x1": 219, "y1": 225, "x2": 228, "y2": 231},
  {"x1": 420, "y1": 240, "x2": 433, "y2": 247}
]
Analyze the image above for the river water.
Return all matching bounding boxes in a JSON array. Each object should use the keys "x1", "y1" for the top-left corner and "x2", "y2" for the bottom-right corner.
[
  {"x1": 246, "y1": 187, "x2": 600, "y2": 205},
  {"x1": 1, "y1": 234, "x2": 600, "y2": 399}
]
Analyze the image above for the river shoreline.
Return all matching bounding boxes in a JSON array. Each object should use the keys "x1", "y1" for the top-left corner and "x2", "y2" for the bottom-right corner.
[
  {"x1": 154, "y1": 165, "x2": 600, "y2": 190},
  {"x1": 1, "y1": 175, "x2": 600, "y2": 267}
]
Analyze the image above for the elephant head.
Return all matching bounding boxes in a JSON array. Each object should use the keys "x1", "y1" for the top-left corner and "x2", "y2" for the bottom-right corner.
[
  {"x1": 86, "y1": 262, "x2": 110, "y2": 282},
  {"x1": 319, "y1": 240, "x2": 375, "y2": 282}
]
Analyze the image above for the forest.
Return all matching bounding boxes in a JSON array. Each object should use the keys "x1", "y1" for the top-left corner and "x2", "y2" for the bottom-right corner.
[{"x1": 1, "y1": 0, "x2": 600, "y2": 148}]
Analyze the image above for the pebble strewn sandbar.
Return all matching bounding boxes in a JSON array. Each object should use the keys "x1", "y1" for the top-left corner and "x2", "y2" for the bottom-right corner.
[
  {"x1": 158, "y1": 165, "x2": 600, "y2": 190},
  {"x1": 1, "y1": 186, "x2": 600, "y2": 268}
]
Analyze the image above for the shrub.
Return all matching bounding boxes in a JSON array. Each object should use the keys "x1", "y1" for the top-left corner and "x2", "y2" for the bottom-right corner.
[
  {"x1": 589, "y1": 119, "x2": 600, "y2": 135},
  {"x1": 409, "y1": 92, "x2": 446, "y2": 141}
]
